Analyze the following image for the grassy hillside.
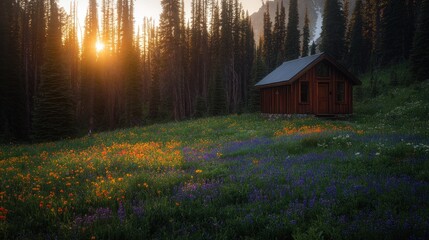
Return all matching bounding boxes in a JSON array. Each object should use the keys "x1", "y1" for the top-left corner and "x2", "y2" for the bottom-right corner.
[
  {"x1": 354, "y1": 62, "x2": 429, "y2": 134},
  {"x1": 1, "y1": 74, "x2": 429, "y2": 239}
]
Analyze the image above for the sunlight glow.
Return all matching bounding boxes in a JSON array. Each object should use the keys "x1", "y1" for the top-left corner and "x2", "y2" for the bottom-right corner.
[{"x1": 95, "y1": 41, "x2": 105, "y2": 53}]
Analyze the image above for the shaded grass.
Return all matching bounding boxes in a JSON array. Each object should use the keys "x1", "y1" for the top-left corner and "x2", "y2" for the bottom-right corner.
[{"x1": 1, "y1": 81, "x2": 429, "y2": 239}]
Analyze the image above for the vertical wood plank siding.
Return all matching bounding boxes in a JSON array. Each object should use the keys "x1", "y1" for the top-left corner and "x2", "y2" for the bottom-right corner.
[{"x1": 260, "y1": 61, "x2": 354, "y2": 114}]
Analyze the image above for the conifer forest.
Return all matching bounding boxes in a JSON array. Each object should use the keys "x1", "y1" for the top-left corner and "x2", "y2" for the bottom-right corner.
[
  {"x1": 1, "y1": 1, "x2": 429, "y2": 239},
  {"x1": 0, "y1": 0, "x2": 428, "y2": 141}
]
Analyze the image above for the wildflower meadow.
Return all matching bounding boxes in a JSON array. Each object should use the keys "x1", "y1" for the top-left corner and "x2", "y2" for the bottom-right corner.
[{"x1": 1, "y1": 112, "x2": 428, "y2": 239}]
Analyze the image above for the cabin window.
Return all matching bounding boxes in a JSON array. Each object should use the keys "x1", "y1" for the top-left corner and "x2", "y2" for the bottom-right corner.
[
  {"x1": 316, "y1": 62, "x2": 330, "y2": 78},
  {"x1": 300, "y1": 81, "x2": 309, "y2": 104},
  {"x1": 336, "y1": 82, "x2": 345, "y2": 103}
]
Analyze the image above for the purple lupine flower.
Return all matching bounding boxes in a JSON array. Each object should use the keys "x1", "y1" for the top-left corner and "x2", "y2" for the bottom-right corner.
[
  {"x1": 74, "y1": 207, "x2": 112, "y2": 227},
  {"x1": 326, "y1": 185, "x2": 337, "y2": 197},
  {"x1": 243, "y1": 213, "x2": 254, "y2": 225},
  {"x1": 248, "y1": 188, "x2": 268, "y2": 203},
  {"x1": 132, "y1": 200, "x2": 144, "y2": 218},
  {"x1": 95, "y1": 207, "x2": 112, "y2": 220},
  {"x1": 118, "y1": 201, "x2": 126, "y2": 223},
  {"x1": 173, "y1": 179, "x2": 222, "y2": 203}
]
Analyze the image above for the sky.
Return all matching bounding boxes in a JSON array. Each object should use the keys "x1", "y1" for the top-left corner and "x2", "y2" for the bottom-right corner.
[{"x1": 59, "y1": 0, "x2": 263, "y2": 29}]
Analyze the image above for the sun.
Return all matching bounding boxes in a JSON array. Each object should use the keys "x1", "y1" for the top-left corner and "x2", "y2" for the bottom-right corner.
[{"x1": 95, "y1": 41, "x2": 105, "y2": 53}]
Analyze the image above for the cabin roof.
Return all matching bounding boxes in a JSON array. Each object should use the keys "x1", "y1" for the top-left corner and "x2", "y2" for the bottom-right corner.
[{"x1": 255, "y1": 53, "x2": 361, "y2": 87}]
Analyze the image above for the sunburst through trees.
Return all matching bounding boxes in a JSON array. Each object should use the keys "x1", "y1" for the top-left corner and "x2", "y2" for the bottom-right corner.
[{"x1": 0, "y1": 0, "x2": 426, "y2": 141}]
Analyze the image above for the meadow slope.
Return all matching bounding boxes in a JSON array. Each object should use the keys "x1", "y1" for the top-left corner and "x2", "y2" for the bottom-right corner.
[{"x1": 1, "y1": 82, "x2": 429, "y2": 239}]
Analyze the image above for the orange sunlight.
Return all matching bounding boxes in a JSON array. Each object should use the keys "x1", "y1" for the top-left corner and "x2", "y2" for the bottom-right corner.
[{"x1": 95, "y1": 40, "x2": 105, "y2": 53}]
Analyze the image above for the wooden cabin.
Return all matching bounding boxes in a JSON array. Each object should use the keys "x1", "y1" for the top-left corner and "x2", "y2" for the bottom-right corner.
[{"x1": 255, "y1": 53, "x2": 361, "y2": 115}]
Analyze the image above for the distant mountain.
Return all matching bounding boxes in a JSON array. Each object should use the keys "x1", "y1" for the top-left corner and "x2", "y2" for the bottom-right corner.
[{"x1": 250, "y1": 0, "x2": 356, "y2": 44}]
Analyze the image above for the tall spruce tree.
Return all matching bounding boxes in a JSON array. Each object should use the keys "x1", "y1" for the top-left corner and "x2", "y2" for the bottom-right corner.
[
  {"x1": 213, "y1": 0, "x2": 233, "y2": 115},
  {"x1": 209, "y1": 1, "x2": 223, "y2": 115},
  {"x1": 32, "y1": 0, "x2": 75, "y2": 141},
  {"x1": 159, "y1": 0, "x2": 187, "y2": 120},
  {"x1": 343, "y1": 0, "x2": 350, "y2": 29},
  {"x1": 348, "y1": 0, "x2": 367, "y2": 73},
  {"x1": 81, "y1": 0, "x2": 98, "y2": 131},
  {"x1": 191, "y1": 0, "x2": 210, "y2": 116},
  {"x1": 148, "y1": 22, "x2": 161, "y2": 119},
  {"x1": 410, "y1": 0, "x2": 429, "y2": 82},
  {"x1": 320, "y1": 0, "x2": 346, "y2": 60},
  {"x1": 100, "y1": 0, "x2": 119, "y2": 128},
  {"x1": 302, "y1": 8, "x2": 310, "y2": 57},
  {"x1": 311, "y1": 41, "x2": 317, "y2": 55},
  {"x1": 343, "y1": 0, "x2": 351, "y2": 49},
  {"x1": 249, "y1": 41, "x2": 266, "y2": 111},
  {"x1": 381, "y1": 0, "x2": 407, "y2": 64},
  {"x1": 0, "y1": 0, "x2": 6, "y2": 138},
  {"x1": 0, "y1": 0, "x2": 28, "y2": 140},
  {"x1": 230, "y1": 0, "x2": 241, "y2": 113},
  {"x1": 120, "y1": 0, "x2": 142, "y2": 125},
  {"x1": 237, "y1": 12, "x2": 255, "y2": 111},
  {"x1": 262, "y1": 2, "x2": 274, "y2": 71},
  {"x1": 64, "y1": 1, "x2": 79, "y2": 113},
  {"x1": 285, "y1": 0, "x2": 300, "y2": 60},
  {"x1": 273, "y1": 2, "x2": 286, "y2": 66}
]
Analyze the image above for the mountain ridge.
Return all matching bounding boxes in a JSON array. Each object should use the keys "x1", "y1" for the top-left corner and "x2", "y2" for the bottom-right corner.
[{"x1": 250, "y1": 0, "x2": 356, "y2": 43}]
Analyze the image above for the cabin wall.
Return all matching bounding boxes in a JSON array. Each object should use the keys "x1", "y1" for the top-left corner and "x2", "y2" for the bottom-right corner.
[
  {"x1": 260, "y1": 86, "x2": 291, "y2": 114},
  {"x1": 260, "y1": 61, "x2": 354, "y2": 114}
]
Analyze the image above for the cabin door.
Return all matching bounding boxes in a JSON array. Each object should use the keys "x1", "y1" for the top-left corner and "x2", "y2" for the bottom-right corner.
[{"x1": 318, "y1": 83, "x2": 330, "y2": 114}]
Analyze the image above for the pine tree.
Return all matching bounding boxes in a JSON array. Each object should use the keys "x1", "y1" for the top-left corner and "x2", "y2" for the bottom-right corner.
[
  {"x1": 311, "y1": 41, "x2": 317, "y2": 55},
  {"x1": 149, "y1": 50, "x2": 161, "y2": 119},
  {"x1": 410, "y1": 0, "x2": 429, "y2": 82},
  {"x1": 32, "y1": 0, "x2": 76, "y2": 141},
  {"x1": 230, "y1": 0, "x2": 242, "y2": 113},
  {"x1": 273, "y1": 2, "x2": 286, "y2": 66},
  {"x1": 404, "y1": 0, "x2": 420, "y2": 61},
  {"x1": 343, "y1": 0, "x2": 351, "y2": 50},
  {"x1": 348, "y1": 0, "x2": 367, "y2": 73},
  {"x1": 27, "y1": 0, "x2": 47, "y2": 130},
  {"x1": 0, "y1": 0, "x2": 6, "y2": 138},
  {"x1": 241, "y1": 12, "x2": 255, "y2": 110},
  {"x1": 212, "y1": 0, "x2": 234, "y2": 115},
  {"x1": 190, "y1": 0, "x2": 210, "y2": 116},
  {"x1": 100, "y1": 0, "x2": 118, "y2": 128},
  {"x1": 320, "y1": 0, "x2": 346, "y2": 60},
  {"x1": 361, "y1": 0, "x2": 385, "y2": 67},
  {"x1": 343, "y1": 0, "x2": 350, "y2": 28},
  {"x1": 81, "y1": 0, "x2": 99, "y2": 131},
  {"x1": 285, "y1": 0, "x2": 300, "y2": 60},
  {"x1": 64, "y1": 1, "x2": 79, "y2": 109},
  {"x1": 149, "y1": 22, "x2": 161, "y2": 119},
  {"x1": 262, "y1": 2, "x2": 274, "y2": 71},
  {"x1": 209, "y1": 1, "x2": 225, "y2": 115},
  {"x1": 120, "y1": 0, "x2": 142, "y2": 125},
  {"x1": 159, "y1": 0, "x2": 187, "y2": 120},
  {"x1": 0, "y1": 0, "x2": 28, "y2": 140},
  {"x1": 302, "y1": 8, "x2": 310, "y2": 57},
  {"x1": 249, "y1": 41, "x2": 266, "y2": 111},
  {"x1": 381, "y1": 0, "x2": 407, "y2": 64}
]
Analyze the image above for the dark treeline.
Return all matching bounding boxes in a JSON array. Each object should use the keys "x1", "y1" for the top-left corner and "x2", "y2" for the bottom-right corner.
[
  {"x1": 0, "y1": 0, "x2": 256, "y2": 142},
  {"x1": 1, "y1": 0, "x2": 428, "y2": 142},
  {"x1": 261, "y1": 0, "x2": 427, "y2": 74}
]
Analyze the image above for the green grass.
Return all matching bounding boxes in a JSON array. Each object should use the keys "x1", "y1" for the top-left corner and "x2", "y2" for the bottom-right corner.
[{"x1": 1, "y1": 76, "x2": 429, "y2": 239}]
